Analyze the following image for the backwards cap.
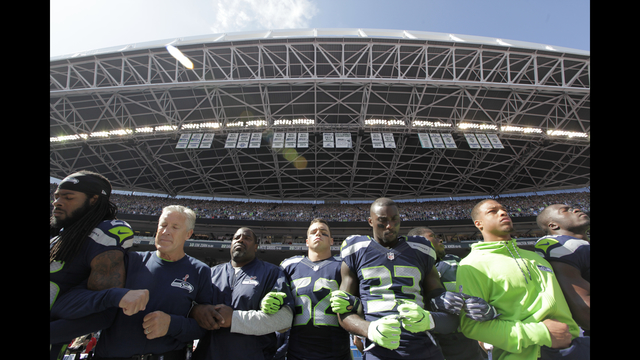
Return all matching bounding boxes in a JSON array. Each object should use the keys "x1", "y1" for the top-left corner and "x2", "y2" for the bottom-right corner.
[{"x1": 57, "y1": 172, "x2": 112, "y2": 198}]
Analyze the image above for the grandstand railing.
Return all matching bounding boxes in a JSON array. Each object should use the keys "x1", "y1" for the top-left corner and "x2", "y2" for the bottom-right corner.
[{"x1": 132, "y1": 236, "x2": 540, "y2": 252}]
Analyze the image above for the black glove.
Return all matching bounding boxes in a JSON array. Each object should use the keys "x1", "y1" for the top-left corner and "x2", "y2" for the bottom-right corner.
[
  {"x1": 462, "y1": 295, "x2": 501, "y2": 322},
  {"x1": 430, "y1": 290, "x2": 465, "y2": 315}
]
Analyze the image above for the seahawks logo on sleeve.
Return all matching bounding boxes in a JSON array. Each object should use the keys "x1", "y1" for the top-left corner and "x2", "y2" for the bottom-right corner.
[
  {"x1": 534, "y1": 234, "x2": 590, "y2": 281},
  {"x1": 535, "y1": 235, "x2": 588, "y2": 260},
  {"x1": 91, "y1": 220, "x2": 135, "y2": 249}
]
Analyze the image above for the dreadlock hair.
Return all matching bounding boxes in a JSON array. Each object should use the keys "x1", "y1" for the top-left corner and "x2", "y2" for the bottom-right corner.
[{"x1": 49, "y1": 174, "x2": 118, "y2": 264}]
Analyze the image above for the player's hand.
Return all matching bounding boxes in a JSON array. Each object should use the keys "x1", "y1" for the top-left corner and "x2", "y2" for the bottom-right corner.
[
  {"x1": 119, "y1": 289, "x2": 149, "y2": 316},
  {"x1": 396, "y1": 300, "x2": 434, "y2": 332},
  {"x1": 330, "y1": 290, "x2": 361, "y2": 314},
  {"x1": 142, "y1": 311, "x2": 171, "y2": 339},
  {"x1": 430, "y1": 290, "x2": 465, "y2": 315},
  {"x1": 462, "y1": 295, "x2": 501, "y2": 322},
  {"x1": 367, "y1": 315, "x2": 401, "y2": 350},
  {"x1": 542, "y1": 319, "x2": 572, "y2": 349},
  {"x1": 213, "y1": 304, "x2": 233, "y2": 328},
  {"x1": 190, "y1": 304, "x2": 226, "y2": 330},
  {"x1": 260, "y1": 291, "x2": 287, "y2": 314}
]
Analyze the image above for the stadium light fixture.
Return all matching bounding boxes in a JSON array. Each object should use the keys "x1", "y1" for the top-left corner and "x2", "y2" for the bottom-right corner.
[
  {"x1": 292, "y1": 118, "x2": 314, "y2": 125},
  {"x1": 500, "y1": 125, "x2": 542, "y2": 134},
  {"x1": 412, "y1": 120, "x2": 452, "y2": 128},
  {"x1": 274, "y1": 119, "x2": 292, "y2": 126},
  {"x1": 181, "y1": 122, "x2": 221, "y2": 130},
  {"x1": 547, "y1": 130, "x2": 588, "y2": 138},
  {"x1": 275, "y1": 118, "x2": 314, "y2": 126},
  {"x1": 155, "y1": 125, "x2": 178, "y2": 132},
  {"x1": 52, "y1": 125, "x2": 185, "y2": 143},
  {"x1": 227, "y1": 121, "x2": 244, "y2": 128},
  {"x1": 245, "y1": 120, "x2": 267, "y2": 127},
  {"x1": 90, "y1": 131, "x2": 110, "y2": 137},
  {"x1": 166, "y1": 45, "x2": 194, "y2": 69},
  {"x1": 50, "y1": 134, "x2": 83, "y2": 142},
  {"x1": 365, "y1": 119, "x2": 405, "y2": 126},
  {"x1": 365, "y1": 119, "x2": 386, "y2": 126},
  {"x1": 109, "y1": 129, "x2": 133, "y2": 136},
  {"x1": 458, "y1": 122, "x2": 498, "y2": 130},
  {"x1": 202, "y1": 122, "x2": 221, "y2": 128}
]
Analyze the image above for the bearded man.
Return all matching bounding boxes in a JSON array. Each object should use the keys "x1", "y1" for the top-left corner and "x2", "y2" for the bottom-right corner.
[{"x1": 49, "y1": 170, "x2": 134, "y2": 360}]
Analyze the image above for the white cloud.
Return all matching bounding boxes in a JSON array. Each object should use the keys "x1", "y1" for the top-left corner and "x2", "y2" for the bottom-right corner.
[{"x1": 210, "y1": 0, "x2": 319, "y2": 34}]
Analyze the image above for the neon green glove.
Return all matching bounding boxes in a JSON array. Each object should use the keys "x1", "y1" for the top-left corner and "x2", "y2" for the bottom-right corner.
[
  {"x1": 330, "y1": 290, "x2": 361, "y2": 314},
  {"x1": 260, "y1": 291, "x2": 287, "y2": 314},
  {"x1": 367, "y1": 315, "x2": 401, "y2": 350},
  {"x1": 397, "y1": 300, "x2": 434, "y2": 333}
]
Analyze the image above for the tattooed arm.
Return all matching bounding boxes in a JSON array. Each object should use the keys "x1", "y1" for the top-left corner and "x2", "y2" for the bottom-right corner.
[{"x1": 87, "y1": 250, "x2": 126, "y2": 291}]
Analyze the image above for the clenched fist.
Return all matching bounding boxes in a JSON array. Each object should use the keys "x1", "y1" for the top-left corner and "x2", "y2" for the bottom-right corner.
[{"x1": 119, "y1": 289, "x2": 149, "y2": 316}]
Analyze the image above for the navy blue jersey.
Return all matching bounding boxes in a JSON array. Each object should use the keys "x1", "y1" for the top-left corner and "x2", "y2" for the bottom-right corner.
[
  {"x1": 341, "y1": 235, "x2": 441, "y2": 360},
  {"x1": 436, "y1": 254, "x2": 461, "y2": 292},
  {"x1": 433, "y1": 254, "x2": 485, "y2": 360},
  {"x1": 193, "y1": 257, "x2": 294, "y2": 360},
  {"x1": 534, "y1": 235, "x2": 590, "y2": 282},
  {"x1": 280, "y1": 255, "x2": 351, "y2": 360},
  {"x1": 94, "y1": 251, "x2": 213, "y2": 358},
  {"x1": 50, "y1": 219, "x2": 134, "y2": 310}
]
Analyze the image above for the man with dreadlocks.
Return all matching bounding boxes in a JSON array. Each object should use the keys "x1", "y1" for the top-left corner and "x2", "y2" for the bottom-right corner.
[{"x1": 49, "y1": 171, "x2": 134, "y2": 360}]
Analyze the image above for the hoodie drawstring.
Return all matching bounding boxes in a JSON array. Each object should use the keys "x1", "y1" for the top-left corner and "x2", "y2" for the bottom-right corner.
[{"x1": 504, "y1": 241, "x2": 532, "y2": 284}]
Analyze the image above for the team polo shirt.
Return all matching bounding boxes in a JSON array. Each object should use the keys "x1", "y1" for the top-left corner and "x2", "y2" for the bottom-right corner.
[
  {"x1": 192, "y1": 257, "x2": 294, "y2": 360},
  {"x1": 94, "y1": 251, "x2": 214, "y2": 358}
]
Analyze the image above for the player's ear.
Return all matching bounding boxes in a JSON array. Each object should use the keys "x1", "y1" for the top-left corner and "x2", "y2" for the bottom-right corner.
[
  {"x1": 474, "y1": 219, "x2": 483, "y2": 231},
  {"x1": 548, "y1": 222, "x2": 560, "y2": 231},
  {"x1": 367, "y1": 217, "x2": 373, "y2": 227}
]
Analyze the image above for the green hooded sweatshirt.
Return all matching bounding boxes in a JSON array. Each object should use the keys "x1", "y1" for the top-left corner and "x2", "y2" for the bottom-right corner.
[{"x1": 456, "y1": 239, "x2": 580, "y2": 360}]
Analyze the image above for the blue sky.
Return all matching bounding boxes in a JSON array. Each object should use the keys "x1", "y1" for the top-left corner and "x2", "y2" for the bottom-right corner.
[{"x1": 50, "y1": 0, "x2": 589, "y2": 58}]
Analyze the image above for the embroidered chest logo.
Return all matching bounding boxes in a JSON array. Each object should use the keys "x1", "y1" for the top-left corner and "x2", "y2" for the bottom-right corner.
[
  {"x1": 242, "y1": 275, "x2": 259, "y2": 286},
  {"x1": 387, "y1": 252, "x2": 395, "y2": 261},
  {"x1": 171, "y1": 274, "x2": 194, "y2": 293}
]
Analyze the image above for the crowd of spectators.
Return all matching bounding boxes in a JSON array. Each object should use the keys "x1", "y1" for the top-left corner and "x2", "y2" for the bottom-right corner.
[{"x1": 50, "y1": 183, "x2": 589, "y2": 223}]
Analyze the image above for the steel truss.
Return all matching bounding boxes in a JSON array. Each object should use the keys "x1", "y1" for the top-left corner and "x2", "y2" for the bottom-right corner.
[{"x1": 50, "y1": 31, "x2": 589, "y2": 200}]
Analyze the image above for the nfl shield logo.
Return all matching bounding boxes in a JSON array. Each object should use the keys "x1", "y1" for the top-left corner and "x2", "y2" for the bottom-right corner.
[{"x1": 387, "y1": 252, "x2": 395, "y2": 260}]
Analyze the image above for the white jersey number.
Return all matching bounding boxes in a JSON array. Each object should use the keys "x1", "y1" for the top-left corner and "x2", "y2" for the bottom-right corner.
[
  {"x1": 291, "y1": 277, "x2": 340, "y2": 327},
  {"x1": 361, "y1": 265, "x2": 423, "y2": 313}
]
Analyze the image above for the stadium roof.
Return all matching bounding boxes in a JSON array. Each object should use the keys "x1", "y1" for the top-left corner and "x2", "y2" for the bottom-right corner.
[{"x1": 50, "y1": 28, "x2": 589, "y2": 201}]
